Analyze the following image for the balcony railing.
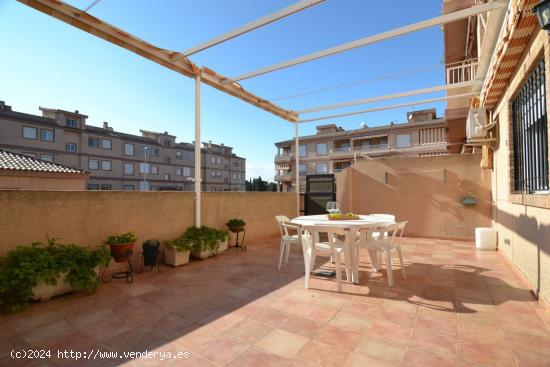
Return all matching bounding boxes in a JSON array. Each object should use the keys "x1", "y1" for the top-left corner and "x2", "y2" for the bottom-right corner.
[
  {"x1": 274, "y1": 173, "x2": 293, "y2": 181},
  {"x1": 330, "y1": 144, "x2": 389, "y2": 155},
  {"x1": 274, "y1": 153, "x2": 294, "y2": 161},
  {"x1": 446, "y1": 60, "x2": 478, "y2": 85}
]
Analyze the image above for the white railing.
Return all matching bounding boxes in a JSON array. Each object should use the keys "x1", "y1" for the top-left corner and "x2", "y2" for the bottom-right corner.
[
  {"x1": 330, "y1": 144, "x2": 389, "y2": 154},
  {"x1": 274, "y1": 153, "x2": 293, "y2": 160},
  {"x1": 446, "y1": 60, "x2": 478, "y2": 85}
]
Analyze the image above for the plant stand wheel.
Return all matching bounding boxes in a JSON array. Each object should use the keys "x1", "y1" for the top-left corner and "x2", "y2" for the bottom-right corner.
[
  {"x1": 102, "y1": 249, "x2": 134, "y2": 284},
  {"x1": 231, "y1": 229, "x2": 247, "y2": 252}
]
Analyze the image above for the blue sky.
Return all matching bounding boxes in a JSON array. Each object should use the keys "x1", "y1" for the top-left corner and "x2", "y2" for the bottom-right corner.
[{"x1": 0, "y1": 0, "x2": 445, "y2": 180}]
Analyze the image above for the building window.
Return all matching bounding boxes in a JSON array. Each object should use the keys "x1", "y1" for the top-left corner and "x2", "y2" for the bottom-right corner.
[
  {"x1": 124, "y1": 163, "x2": 134, "y2": 175},
  {"x1": 211, "y1": 170, "x2": 216, "y2": 177},
  {"x1": 316, "y1": 162, "x2": 328, "y2": 174},
  {"x1": 88, "y1": 159, "x2": 99, "y2": 170},
  {"x1": 40, "y1": 154, "x2": 54, "y2": 162},
  {"x1": 65, "y1": 143, "x2": 77, "y2": 153},
  {"x1": 299, "y1": 164, "x2": 307, "y2": 174},
  {"x1": 22, "y1": 152, "x2": 37, "y2": 158},
  {"x1": 217, "y1": 157, "x2": 222, "y2": 164},
  {"x1": 66, "y1": 118, "x2": 76, "y2": 128},
  {"x1": 316, "y1": 143, "x2": 328, "y2": 155},
  {"x1": 396, "y1": 134, "x2": 412, "y2": 148},
  {"x1": 164, "y1": 173, "x2": 170, "y2": 181},
  {"x1": 100, "y1": 184, "x2": 112, "y2": 191},
  {"x1": 88, "y1": 184, "x2": 100, "y2": 190},
  {"x1": 101, "y1": 160, "x2": 112, "y2": 171},
  {"x1": 183, "y1": 167, "x2": 191, "y2": 176},
  {"x1": 299, "y1": 145, "x2": 307, "y2": 157},
  {"x1": 163, "y1": 139, "x2": 171, "y2": 146},
  {"x1": 139, "y1": 163, "x2": 149, "y2": 173},
  {"x1": 101, "y1": 139, "x2": 112, "y2": 150},
  {"x1": 123, "y1": 185, "x2": 134, "y2": 191},
  {"x1": 211, "y1": 156, "x2": 216, "y2": 164},
  {"x1": 512, "y1": 59, "x2": 549, "y2": 193},
  {"x1": 176, "y1": 168, "x2": 183, "y2": 176},
  {"x1": 146, "y1": 147, "x2": 159, "y2": 157},
  {"x1": 40, "y1": 129, "x2": 54, "y2": 142},
  {"x1": 151, "y1": 165, "x2": 158, "y2": 175},
  {"x1": 124, "y1": 143, "x2": 134, "y2": 156},
  {"x1": 88, "y1": 137, "x2": 100, "y2": 148},
  {"x1": 22, "y1": 126, "x2": 37, "y2": 140},
  {"x1": 176, "y1": 151, "x2": 183, "y2": 159}
]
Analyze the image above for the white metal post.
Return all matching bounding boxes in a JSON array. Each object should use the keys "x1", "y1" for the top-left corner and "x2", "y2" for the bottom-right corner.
[
  {"x1": 195, "y1": 74, "x2": 202, "y2": 227},
  {"x1": 143, "y1": 146, "x2": 149, "y2": 191},
  {"x1": 294, "y1": 122, "x2": 300, "y2": 215}
]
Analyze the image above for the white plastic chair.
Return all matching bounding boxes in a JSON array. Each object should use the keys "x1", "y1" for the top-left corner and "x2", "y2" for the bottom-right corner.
[
  {"x1": 302, "y1": 225, "x2": 351, "y2": 292},
  {"x1": 368, "y1": 213, "x2": 396, "y2": 241},
  {"x1": 359, "y1": 221, "x2": 407, "y2": 287},
  {"x1": 275, "y1": 215, "x2": 304, "y2": 270}
]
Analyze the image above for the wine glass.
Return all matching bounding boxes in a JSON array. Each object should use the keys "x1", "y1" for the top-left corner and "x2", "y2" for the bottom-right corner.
[{"x1": 326, "y1": 201, "x2": 338, "y2": 214}]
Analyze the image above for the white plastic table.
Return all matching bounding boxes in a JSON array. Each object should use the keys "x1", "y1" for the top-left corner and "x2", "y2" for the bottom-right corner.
[{"x1": 291, "y1": 214, "x2": 395, "y2": 284}]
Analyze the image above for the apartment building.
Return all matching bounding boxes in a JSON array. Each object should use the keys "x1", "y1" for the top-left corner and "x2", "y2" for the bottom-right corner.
[
  {"x1": 274, "y1": 109, "x2": 447, "y2": 192},
  {"x1": 0, "y1": 101, "x2": 246, "y2": 191}
]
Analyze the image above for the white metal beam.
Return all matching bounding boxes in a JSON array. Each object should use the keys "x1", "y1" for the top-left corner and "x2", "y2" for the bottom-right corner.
[
  {"x1": 294, "y1": 122, "x2": 300, "y2": 213},
  {"x1": 229, "y1": 0, "x2": 508, "y2": 82},
  {"x1": 175, "y1": 0, "x2": 325, "y2": 59},
  {"x1": 194, "y1": 75, "x2": 202, "y2": 227},
  {"x1": 297, "y1": 81, "x2": 479, "y2": 114},
  {"x1": 299, "y1": 92, "x2": 478, "y2": 123}
]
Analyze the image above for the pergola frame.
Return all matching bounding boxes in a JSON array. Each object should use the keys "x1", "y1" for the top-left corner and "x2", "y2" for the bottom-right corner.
[{"x1": 16, "y1": 0, "x2": 506, "y2": 222}]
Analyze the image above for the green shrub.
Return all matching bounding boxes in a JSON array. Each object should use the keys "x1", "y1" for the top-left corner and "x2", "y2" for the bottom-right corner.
[
  {"x1": 226, "y1": 218, "x2": 246, "y2": 227},
  {"x1": 104, "y1": 231, "x2": 136, "y2": 245},
  {"x1": 0, "y1": 238, "x2": 110, "y2": 314},
  {"x1": 168, "y1": 226, "x2": 228, "y2": 253}
]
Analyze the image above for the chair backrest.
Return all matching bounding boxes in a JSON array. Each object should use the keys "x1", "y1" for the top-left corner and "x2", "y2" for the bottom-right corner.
[
  {"x1": 385, "y1": 221, "x2": 407, "y2": 245},
  {"x1": 357, "y1": 222, "x2": 387, "y2": 242},
  {"x1": 370, "y1": 213, "x2": 396, "y2": 222},
  {"x1": 275, "y1": 215, "x2": 291, "y2": 237},
  {"x1": 302, "y1": 225, "x2": 348, "y2": 248}
]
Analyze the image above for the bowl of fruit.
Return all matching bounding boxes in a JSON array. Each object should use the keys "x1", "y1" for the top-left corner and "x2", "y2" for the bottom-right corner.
[{"x1": 327, "y1": 213, "x2": 360, "y2": 220}]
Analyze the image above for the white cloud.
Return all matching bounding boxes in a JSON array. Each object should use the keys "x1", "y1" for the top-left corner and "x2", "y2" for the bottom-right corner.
[{"x1": 246, "y1": 161, "x2": 275, "y2": 181}]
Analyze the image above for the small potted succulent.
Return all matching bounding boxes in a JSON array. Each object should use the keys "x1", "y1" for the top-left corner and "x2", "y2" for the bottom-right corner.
[
  {"x1": 142, "y1": 239, "x2": 161, "y2": 269},
  {"x1": 104, "y1": 231, "x2": 136, "y2": 263},
  {"x1": 226, "y1": 218, "x2": 246, "y2": 233},
  {"x1": 164, "y1": 237, "x2": 192, "y2": 267}
]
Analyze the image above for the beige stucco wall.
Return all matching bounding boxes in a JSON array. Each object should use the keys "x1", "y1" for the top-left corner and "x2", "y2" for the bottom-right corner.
[
  {"x1": 336, "y1": 154, "x2": 492, "y2": 240},
  {"x1": 491, "y1": 29, "x2": 550, "y2": 305},
  {"x1": 0, "y1": 191, "x2": 296, "y2": 258},
  {"x1": 0, "y1": 174, "x2": 86, "y2": 190}
]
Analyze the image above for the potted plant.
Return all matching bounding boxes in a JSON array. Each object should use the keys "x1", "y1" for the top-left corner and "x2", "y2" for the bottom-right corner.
[
  {"x1": 0, "y1": 238, "x2": 110, "y2": 314},
  {"x1": 164, "y1": 237, "x2": 192, "y2": 267},
  {"x1": 142, "y1": 239, "x2": 160, "y2": 270},
  {"x1": 182, "y1": 226, "x2": 229, "y2": 259},
  {"x1": 104, "y1": 231, "x2": 136, "y2": 263},
  {"x1": 226, "y1": 218, "x2": 246, "y2": 233}
]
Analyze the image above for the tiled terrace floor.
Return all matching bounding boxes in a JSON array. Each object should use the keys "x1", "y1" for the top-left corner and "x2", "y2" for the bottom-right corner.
[{"x1": 1, "y1": 237, "x2": 550, "y2": 367}]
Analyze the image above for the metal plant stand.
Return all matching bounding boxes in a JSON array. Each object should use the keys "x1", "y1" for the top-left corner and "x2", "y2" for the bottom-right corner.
[
  {"x1": 230, "y1": 229, "x2": 247, "y2": 252},
  {"x1": 102, "y1": 249, "x2": 134, "y2": 283}
]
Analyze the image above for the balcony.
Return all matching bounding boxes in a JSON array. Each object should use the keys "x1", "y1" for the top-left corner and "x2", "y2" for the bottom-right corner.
[
  {"x1": 274, "y1": 153, "x2": 294, "y2": 162},
  {"x1": 330, "y1": 144, "x2": 390, "y2": 156},
  {"x1": 275, "y1": 172, "x2": 293, "y2": 182},
  {"x1": 446, "y1": 59, "x2": 478, "y2": 85}
]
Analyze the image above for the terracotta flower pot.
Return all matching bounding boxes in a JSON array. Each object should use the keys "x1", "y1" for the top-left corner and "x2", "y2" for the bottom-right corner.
[
  {"x1": 229, "y1": 225, "x2": 245, "y2": 233},
  {"x1": 109, "y1": 242, "x2": 134, "y2": 263}
]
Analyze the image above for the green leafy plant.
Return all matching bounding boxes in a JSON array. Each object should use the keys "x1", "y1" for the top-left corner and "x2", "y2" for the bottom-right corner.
[
  {"x1": 104, "y1": 231, "x2": 136, "y2": 245},
  {"x1": 226, "y1": 218, "x2": 246, "y2": 228},
  {"x1": 0, "y1": 238, "x2": 110, "y2": 314},
  {"x1": 168, "y1": 226, "x2": 228, "y2": 253}
]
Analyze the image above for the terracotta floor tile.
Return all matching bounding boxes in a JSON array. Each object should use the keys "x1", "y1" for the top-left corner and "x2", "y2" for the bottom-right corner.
[
  {"x1": 294, "y1": 340, "x2": 351, "y2": 367},
  {"x1": 278, "y1": 316, "x2": 320, "y2": 338},
  {"x1": 250, "y1": 307, "x2": 292, "y2": 328},
  {"x1": 313, "y1": 324, "x2": 362, "y2": 351},
  {"x1": 329, "y1": 309, "x2": 373, "y2": 333},
  {"x1": 225, "y1": 318, "x2": 274, "y2": 344},
  {"x1": 353, "y1": 337, "x2": 406, "y2": 365},
  {"x1": 295, "y1": 303, "x2": 340, "y2": 323},
  {"x1": 224, "y1": 347, "x2": 289, "y2": 367},
  {"x1": 364, "y1": 318, "x2": 413, "y2": 345},
  {"x1": 78, "y1": 316, "x2": 136, "y2": 342},
  {"x1": 344, "y1": 352, "x2": 401, "y2": 367},
  {"x1": 191, "y1": 334, "x2": 249, "y2": 365},
  {"x1": 459, "y1": 340, "x2": 516, "y2": 367},
  {"x1": 255, "y1": 328, "x2": 309, "y2": 359},
  {"x1": 409, "y1": 328, "x2": 458, "y2": 358},
  {"x1": 403, "y1": 348, "x2": 457, "y2": 367}
]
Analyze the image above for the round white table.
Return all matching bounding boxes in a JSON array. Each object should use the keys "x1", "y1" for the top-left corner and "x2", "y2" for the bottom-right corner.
[{"x1": 291, "y1": 214, "x2": 395, "y2": 284}]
